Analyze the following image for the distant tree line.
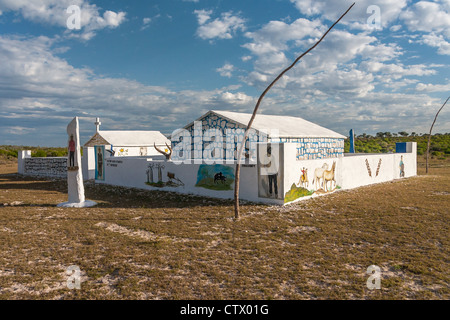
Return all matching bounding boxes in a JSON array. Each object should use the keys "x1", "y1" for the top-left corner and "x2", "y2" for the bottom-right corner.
[
  {"x1": 1, "y1": 133, "x2": 449, "y2": 160},
  {"x1": 345, "y1": 132, "x2": 450, "y2": 158},
  {"x1": 0, "y1": 146, "x2": 74, "y2": 159}
]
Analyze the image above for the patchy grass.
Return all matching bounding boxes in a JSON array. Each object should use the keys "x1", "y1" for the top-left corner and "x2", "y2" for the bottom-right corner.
[{"x1": 0, "y1": 157, "x2": 448, "y2": 300}]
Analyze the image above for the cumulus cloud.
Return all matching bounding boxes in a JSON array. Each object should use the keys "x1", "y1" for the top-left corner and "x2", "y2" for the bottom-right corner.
[
  {"x1": 0, "y1": 0, "x2": 126, "y2": 40},
  {"x1": 194, "y1": 9, "x2": 246, "y2": 40},
  {"x1": 416, "y1": 82, "x2": 450, "y2": 92},
  {"x1": 216, "y1": 63, "x2": 235, "y2": 78},
  {"x1": 234, "y1": 8, "x2": 447, "y2": 135},
  {"x1": 400, "y1": 0, "x2": 450, "y2": 55},
  {"x1": 419, "y1": 33, "x2": 450, "y2": 55},
  {"x1": 0, "y1": 35, "x2": 256, "y2": 145},
  {"x1": 290, "y1": 0, "x2": 407, "y2": 30},
  {"x1": 400, "y1": 0, "x2": 450, "y2": 36}
]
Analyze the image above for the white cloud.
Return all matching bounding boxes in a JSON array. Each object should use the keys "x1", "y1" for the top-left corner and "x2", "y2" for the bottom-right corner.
[
  {"x1": 0, "y1": 0, "x2": 126, "y2": 40},
  {"x1": 216, "y1": 63, "x2": 234, "y2": 78},
  {"x1": 400, "y1": 1, "x2": 450, "y2": 54},
  {"x1": 141, "y1": 15, "x2": 160, "y2": 31},
  {"x1": 360, "y1": 61, "x2": 437, "y2": 79},
  {"x1": 400, "y1": 1, "x2": 450, "y2": 36},
  {"x1": 290, "y1": 0, "x2": 407, "y2": 29},
  {"x1": 390, "y1": 25, "x2": 402, "y2": 32},
  {"x1": 419, "y1": 33, "x2": 450, "y2": 55},
  {"x1": 194, "y1": 9, "x2": 212, "y2": 25},
  {"x1": 0, "y1": 35, "x2": 258, "y2": 145},
  {"x1": 234, "y1": 9, "x2": 447, "y2": 135},
  {"x1": 220, "y1": 91, "x2": 254, "y2": 105},
  {"x1": 416, "y1": 82, "x2": 450, "y2": 92},
  {"x1": 194, "y1": 10, "x2": 245, "y2": 40}
]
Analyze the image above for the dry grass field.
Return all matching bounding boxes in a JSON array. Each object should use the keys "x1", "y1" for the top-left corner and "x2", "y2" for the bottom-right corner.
[{"x1": 0, "y1": 156, "x2": 448, "y2": 300}]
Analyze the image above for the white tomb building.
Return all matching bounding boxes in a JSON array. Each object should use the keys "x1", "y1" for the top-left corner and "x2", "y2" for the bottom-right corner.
[
  {"x1": 82, "y1": 118, "x2": 170, "y2": 180},
  {"x1": 172, "y1": 110, "x2": 346, "y2": 162}
]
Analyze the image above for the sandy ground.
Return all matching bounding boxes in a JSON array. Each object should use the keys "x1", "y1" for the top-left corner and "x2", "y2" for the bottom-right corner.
[{"x1": 0, "y1": 158, "x2": 448, "y2": 299}]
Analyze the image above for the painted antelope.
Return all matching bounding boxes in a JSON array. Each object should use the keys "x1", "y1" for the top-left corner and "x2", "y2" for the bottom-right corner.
[
  {"x1": 154, "y1": 142, "x2": 172, "y2": 160},
  {"x1": 323, "y1": 161, "x2": 336, "y2": 192}
]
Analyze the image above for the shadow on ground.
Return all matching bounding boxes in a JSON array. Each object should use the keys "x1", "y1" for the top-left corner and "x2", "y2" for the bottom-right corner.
[{"x1": 0, "y1": 172, "x2": 259, "y2": 210}]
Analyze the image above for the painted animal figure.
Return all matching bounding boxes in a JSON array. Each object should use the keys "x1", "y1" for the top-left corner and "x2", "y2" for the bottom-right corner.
[
  {"x1": 154, "y1": 142, "x2": 173, "y2": 160},
  {"x1": 214, "y1": 172, "x2": 227, "y2": 184},
  {"x1": 167, "y1": 172, "x2": 185, "y2": 186},
  {"x1": 323, "y1": 161, "x2": 336, "y2": 192},
  {"x1": 167, "y1": 172, "x2": 175, "y2": 180},
  {"x1": 298, "y1": 167, "x2": 309, "y2": 188},
  {"x1": 312, "y1": 163, "x2": 329, "y2": 190}
]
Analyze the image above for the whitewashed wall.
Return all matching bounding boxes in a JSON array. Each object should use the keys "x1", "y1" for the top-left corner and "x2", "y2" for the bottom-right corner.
[
  {"x1": 82, "y1": 145, "x2": 166, "y2": 179},
  {"x1": 96, "y1": 157, "x2": 283, "y2": 204},
  {"x1": 282, "y1": 142, "x2": 417, "y2": 204},
  {"x1": 18, "y1": 150, "x2": 31, "y2": 174},
  {"x1": 82, "y1": 147, "x2": 95, "y2": 180},
  {"x1": 18, "y1": 142, "x2": 417, "y2": 205}
]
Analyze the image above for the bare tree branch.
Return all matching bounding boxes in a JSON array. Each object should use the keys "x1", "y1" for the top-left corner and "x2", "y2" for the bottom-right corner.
[
  {"x1": 426, "y1": 96, "x2": 449, "y2": 173},
  {"x1": 233, "y1": 2, "x2": 355, "y2": 219}
]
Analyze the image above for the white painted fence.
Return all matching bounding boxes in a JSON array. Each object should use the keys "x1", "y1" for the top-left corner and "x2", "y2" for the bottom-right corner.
[{"x1": 18, "y1": 141, "x2": 416, "y2": 205}]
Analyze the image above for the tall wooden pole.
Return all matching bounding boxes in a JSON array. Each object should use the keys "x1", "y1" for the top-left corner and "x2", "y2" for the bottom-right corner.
[
  {"x1": 233, "y1": 3, "x2": 355, "y2": 219},
  {"x1": 426, "y1": 96, "x2": 449, "y2": 173}
]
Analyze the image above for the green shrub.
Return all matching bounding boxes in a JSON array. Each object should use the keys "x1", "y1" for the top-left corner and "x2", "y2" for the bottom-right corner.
[{"x1": 32, "y1": 150, "x2": 47, "y2": 157}]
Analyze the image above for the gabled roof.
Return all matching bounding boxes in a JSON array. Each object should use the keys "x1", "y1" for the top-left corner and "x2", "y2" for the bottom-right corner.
[
  {"x1": 84, "y1": 131, "x2": 170, "y2": 147},
  {"x1": 185, "y1": 110, "x2": 346, "y2": 139}
]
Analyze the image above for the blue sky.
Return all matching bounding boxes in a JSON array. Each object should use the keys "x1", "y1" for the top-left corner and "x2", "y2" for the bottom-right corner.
[{"x1": 0, "y1": 0, "x2": 449, "y2": 147}]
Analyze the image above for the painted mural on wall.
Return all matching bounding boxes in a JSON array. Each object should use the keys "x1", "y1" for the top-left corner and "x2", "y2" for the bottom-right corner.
[
  {"x1": 365, "y1": 158, "x2": 382, "y2": 177},
  {"x1": 284, "y1": 184, "x2": 314, "y2": 203},
  {"x1": 298, "y1": 167, "x2": 309, "y2": 188},
  {"x1": 139, "y1": 147, "x2": 148, "y2": 156},
  {"x1": 284, "y1": 161, "x2": 340, "y2": 203},
  {"x1": 294, "y1": 138, "x2": 344, "y2": 160},
  {"x1": 258, "y1": 144, "x2": 284, "y2": 199},
  {"x1": 145, "y1": 162, "x2": 184, "y2": 188},
  {"x1": 173, "y1": 112, "x2": 266, "y2": 162},
  {"x1": 68, "y1": 134, "x2": 77, "y2": 170},
  {"x1": 117, "y1": 148, "x2": 129, "y2": 156},
  {"x1": 195, "y1": 164, "x2": 235, "y2": 191},
  {"x1": 399, "y1": 156, "x2": 405, "y2": 178},
  {"x1": 95, "y1": 145, "x2": 105, "y2": 180}
]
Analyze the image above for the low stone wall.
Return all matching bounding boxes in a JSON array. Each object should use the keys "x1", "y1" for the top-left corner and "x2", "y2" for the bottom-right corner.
[{"x1": 23, "y1": 157, "x2": 67, "y2": 178}]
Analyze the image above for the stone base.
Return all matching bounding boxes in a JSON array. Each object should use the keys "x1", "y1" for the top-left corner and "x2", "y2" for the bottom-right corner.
[{"x1": 57, "y1": 200, "x2": 97, "y2": 208}]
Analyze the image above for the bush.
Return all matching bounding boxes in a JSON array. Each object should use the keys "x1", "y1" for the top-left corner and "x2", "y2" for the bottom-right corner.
[
  {"x1": 431, "y1": 151, "x2": 441, "y2": 157},
  {"x1": 32, "y1": 150, "x2": 47, "y2": 157}
]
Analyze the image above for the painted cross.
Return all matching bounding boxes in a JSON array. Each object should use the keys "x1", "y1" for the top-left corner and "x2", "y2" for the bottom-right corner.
[{"x1": 95, "y1": 117, "x2": 101, "y2": 132}]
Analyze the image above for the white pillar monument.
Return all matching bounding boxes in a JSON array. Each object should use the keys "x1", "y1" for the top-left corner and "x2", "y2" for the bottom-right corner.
[{"x1": 58, "y1": 117, "x2": 96, "y2": 208}]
